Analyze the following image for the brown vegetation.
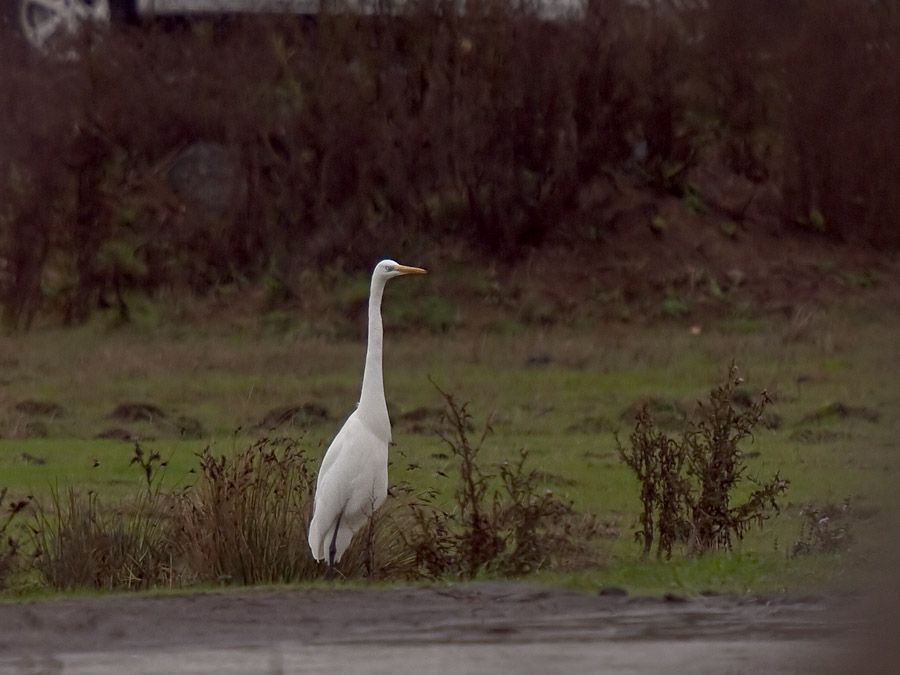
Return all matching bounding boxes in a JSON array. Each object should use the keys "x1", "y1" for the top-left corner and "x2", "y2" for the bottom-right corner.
[
  {"x1": 31, "y1": 486, "x2": 174, "y2": 590},
  {"x1": 0, "y1": 1, "x2": 897, "y2": 328},
  {"x1": 407, "y1": 384, "x2": 597, "y2": 578},
  {"x1": 0, "y1": 488, "x2": 29, "y2": 588},
  {"x1": 23, "y1": 386, "x2": 593, "y2": 590},
  {"x1": 618, "y1": 364, "x2": 788, "y2": 559},
  {"x1": 174, "y1": 438, "x2": 319, "y2": 584}
]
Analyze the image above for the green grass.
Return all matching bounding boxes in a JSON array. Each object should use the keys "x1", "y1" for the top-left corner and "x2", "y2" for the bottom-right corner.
[
  {"x1": 0, "y1": 283, "x2": 898, "y2": 597},
  {"x1": 536, "y1": 549, "x2": 853, "y2": 596}
]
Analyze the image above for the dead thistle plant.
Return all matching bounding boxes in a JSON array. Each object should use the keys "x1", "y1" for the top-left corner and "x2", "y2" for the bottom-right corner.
[
  {"x1": 619, "y1": 364, "x2": 788, "y2": 558},
  {"x1": 0, "y1": 488, "x2": 30, "y2": 588},
  {"x1": 407, "y1": 383, "x2": 596, "y2": 579}
]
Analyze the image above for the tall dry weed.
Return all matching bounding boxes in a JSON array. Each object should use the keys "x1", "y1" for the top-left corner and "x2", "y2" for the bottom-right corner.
[
  {"x1": 619, "y1": 364, "x2": 788, "y2": 558},
  {"x1": 0, "y1": 488, "x2": 30, "y2": 588},
  {"x1": 407, "y1": 384, "x2": 597, "y2": 578}
]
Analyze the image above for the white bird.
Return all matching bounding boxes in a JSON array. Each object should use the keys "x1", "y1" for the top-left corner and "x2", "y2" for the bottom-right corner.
[{"x1": 308, "y1": 259, "x2": 427, "y2": 572}]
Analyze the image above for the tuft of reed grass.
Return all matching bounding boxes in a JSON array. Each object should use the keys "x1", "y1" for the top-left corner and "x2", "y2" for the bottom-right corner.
[
  {"x1": 30, "y1": 484, "x2": 174, "y2": 591},
  {"x1": 173, "y1": 437, "x2": 318, "y2": 585}
]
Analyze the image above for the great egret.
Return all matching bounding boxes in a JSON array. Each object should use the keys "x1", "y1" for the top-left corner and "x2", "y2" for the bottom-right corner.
[{"x1": 308, "y1": 259, "x2": 427, "y2": 573}]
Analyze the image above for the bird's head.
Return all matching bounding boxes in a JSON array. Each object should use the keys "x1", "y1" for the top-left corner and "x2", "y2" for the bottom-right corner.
[{"x1": 376, "y1": 259, "x2": 427, "y2": 279}]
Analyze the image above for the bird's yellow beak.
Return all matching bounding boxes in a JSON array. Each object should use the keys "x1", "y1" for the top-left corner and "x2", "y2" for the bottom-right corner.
[{"x1": 395, "y1": 264, "x2": 427, "y2": 275}]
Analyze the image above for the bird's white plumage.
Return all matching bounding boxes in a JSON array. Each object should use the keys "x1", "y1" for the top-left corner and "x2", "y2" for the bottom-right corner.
[
  {"x1": 308, "y1": 414, "x2": 389, "y2": 562},
  {"x1": 308, "y1": 259, "x2": 426, "y2": 565}
]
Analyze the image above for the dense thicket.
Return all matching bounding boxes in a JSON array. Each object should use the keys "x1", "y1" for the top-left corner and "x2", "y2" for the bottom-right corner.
[{"x1": 0, "y1": 0, "x2": 897, "y2": 327}]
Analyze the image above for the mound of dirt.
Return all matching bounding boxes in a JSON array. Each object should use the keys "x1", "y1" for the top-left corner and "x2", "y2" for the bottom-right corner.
[
  {"x1": 102, "y1": 406, "x2": 204, "y2": 440},
  {"x1": 567, "y1": 416, "x2": 617, "y2": 434},
  {"x1": 800, "y1": 402, "x2": 880, "y2": 425},
  {"x1": 254, "y1": 403, "x2": 329, "y2": 431},
  {"x1": 96, "y1": 428, "x2": 137, "y2": 441},
  {"x1": 396, "y1": 406, "x2": 444, "y2": 433},
  {"x1": 173, "y1": 415, "x2": 204, "y2": 439},
  {"x1": 108, "y1": 403, "x2": 167, "y2": 422},
  {"x1": 790, "y1": 429, "x2": 852, "y2": 444},
  {"x1": 14, "y1": 400, "x2": 64, "y2": 417}
]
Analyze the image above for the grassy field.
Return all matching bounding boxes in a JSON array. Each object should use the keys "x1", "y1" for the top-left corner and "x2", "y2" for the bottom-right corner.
[{"x1": 0, "y1": 274, "x2": 897, "y2": 597}]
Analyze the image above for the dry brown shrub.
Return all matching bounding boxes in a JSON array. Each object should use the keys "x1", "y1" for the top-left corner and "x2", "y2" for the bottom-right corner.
[
  {"x1": 0, "y1": 488, "x2": 30, "y2": 588},
  {"x1": 407, "y1": 384, "x2": 598, "y2": 578},
  {"x1": 618, "y1": 364, "x2": 788, "y2": 559}
]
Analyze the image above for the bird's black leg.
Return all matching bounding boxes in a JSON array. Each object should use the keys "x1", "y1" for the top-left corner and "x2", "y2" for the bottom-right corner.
[{"x1": 325, "y1": 511, "x2": 343, "y2": 580}]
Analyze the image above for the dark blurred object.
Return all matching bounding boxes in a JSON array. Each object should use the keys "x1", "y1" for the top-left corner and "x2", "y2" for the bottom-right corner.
[{"x1": 832, "y1": 530, "x2": 900, "y2": 674}]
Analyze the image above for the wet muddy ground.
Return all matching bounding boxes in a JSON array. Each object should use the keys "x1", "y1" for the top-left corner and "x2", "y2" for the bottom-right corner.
[{"x1": 0, "y1": 582, "x2": 877, "y2": 674}]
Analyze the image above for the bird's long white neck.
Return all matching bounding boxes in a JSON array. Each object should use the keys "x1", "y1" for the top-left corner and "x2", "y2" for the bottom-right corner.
[{"x1": 357, "y1": 273, "x2": 390, "y2": 439}]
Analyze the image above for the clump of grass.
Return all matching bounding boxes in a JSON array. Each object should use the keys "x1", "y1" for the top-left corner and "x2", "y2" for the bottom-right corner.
[
  {"x1": 29, "y1": 436, "x2": 422, "y2": 590},
  {"x1": 173, "y1": 437, "x2": 318, "y2": 585},
  {"x1": 792, "y1": 500, "x2": 853, "y2": 557},
  {"x1": 407, "y1": 384, "x2": 595, "y2": 579},
  {"x1": 335, "y1": 484, "x2": 422, "y2": 580},
  {"x1": 0, "y1": 488, "x2": 30, "y2": 588},
  {"x1": 177, "y1": 436, "x2": 424, "y2": 583},
  {"x1": 618, "y1": 364, "x2": 788, "y2": 559},
  {"x1": 30, "y1": 445, "x2": 173, "y2": 590}
]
